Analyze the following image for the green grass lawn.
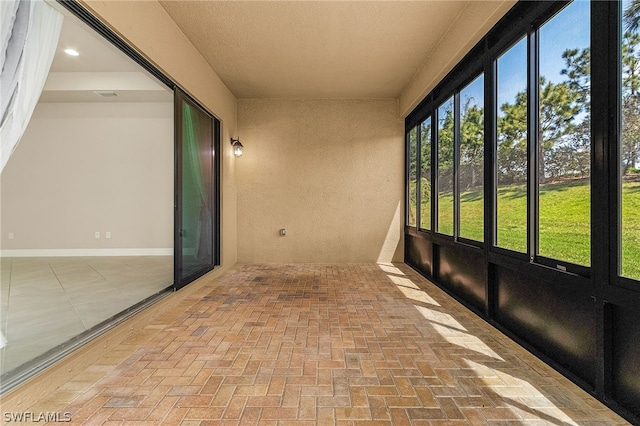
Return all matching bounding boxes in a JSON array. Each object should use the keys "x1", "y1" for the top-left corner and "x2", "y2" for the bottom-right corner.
[
  {"x1": 622, "y1": 180, "x2": 640, "y2": 279},
  {"x1": 417, "y1": 179, "x2": 640, "y2": 279}
]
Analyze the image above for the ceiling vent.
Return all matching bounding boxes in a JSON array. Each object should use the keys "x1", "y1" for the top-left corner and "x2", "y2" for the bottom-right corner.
[{"x1": 93, "y1": 90, "x2": 119, "y2": 97}]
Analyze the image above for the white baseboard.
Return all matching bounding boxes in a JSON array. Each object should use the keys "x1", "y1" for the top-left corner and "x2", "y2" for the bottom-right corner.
[{"x1": 0, "y1": 248, "x2": 173, "y2": 257}]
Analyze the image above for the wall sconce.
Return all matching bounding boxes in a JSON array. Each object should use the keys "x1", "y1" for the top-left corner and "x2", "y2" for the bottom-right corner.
[{"x1": 230, "y1": 138, "x2": 244, "y2": 157}]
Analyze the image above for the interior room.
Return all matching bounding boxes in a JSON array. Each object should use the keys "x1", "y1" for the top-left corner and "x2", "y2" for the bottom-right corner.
[
  {"x1": 1, "y1": 0, "x2": 640, "y2": 424},
  {"x1": 0, "y1": 9, "x2": 174, "y2": 379}
]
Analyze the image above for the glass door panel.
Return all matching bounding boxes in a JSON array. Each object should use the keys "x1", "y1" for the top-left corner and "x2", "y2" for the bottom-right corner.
[{"x1": 175, "y1": 90, "x2": 217, "y2": 288}]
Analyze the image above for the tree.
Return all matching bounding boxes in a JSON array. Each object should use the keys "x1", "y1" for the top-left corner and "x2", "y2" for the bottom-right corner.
[
  {"x1": 419, "y1": 121, "x2": 432, "y2": 228},
  {"x1": 625, "y1": 0, "x2": 640, "y2": 33},
  {"x1": 408, "y1": 127, "x2": 418, "y2": 225},
  {"x1": 497, "y1": 78, "x2": 581, "y2": 184},
  {"x1": 623, "y1": 1, "x2": 640, "y2": 173},
  {"x1": 420, "y1": 121, "x2": 431, "y2": 183},
  {"x1": 497, "y1": 91, "x2": 528, "y2": 184},
  {"x1": 623, "y1": 32, "x2": 640, "y2": 95},
  {"x1": 437, "y1": 104, "x2": 455, "y2": 193},
  {"x1": 622, "y1": 31, "x2": 640, "y2": 173},
  {"x1": 460, "y1": 100, "x2": 484, "y2": 189},
  {"x1": 538, "y1": 77, "x2": 581, "y2": 183},
  {"x1": 561, "y1": 47, "x2": 590, "y2": 108},
  {"x1": 560, "y1": 47, "x2": 591, "y2": 179}
]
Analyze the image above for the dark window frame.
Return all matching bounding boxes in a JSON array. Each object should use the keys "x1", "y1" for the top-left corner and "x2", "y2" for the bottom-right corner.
[
  {"x1": 405, "y1": 2, "x2": 640, "y2": 423},
  {"x1": 405, "y1": 0, "x2": 593, "y2": 274},
  {"x1": 435, "y1": 96, "x2": 455, "y2": 237},
  {"x1": 458, "y1": 73, "x2": 486, "y2": 246},
  {"x1": 418, "y1": 117, "x2": 433, "y2": 232},
  {"x1": 174, "y1": 89, "x2": 222, "y2": 290},
  {"x1": 614, "y1": 0, "x2": 640, "y2": 288},
  {"x1": 405, "y1": 125, "x2": 419, "y2": 228}
]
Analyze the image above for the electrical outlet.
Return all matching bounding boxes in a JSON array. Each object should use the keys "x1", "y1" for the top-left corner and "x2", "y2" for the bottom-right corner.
[
  {"x1": 95, "y1": 232, "x2": 100, "y2": 238},
  {"x1": 8, "y1": 232, "x2": 14, "y2": 240},
  {"x1": 105, "y1": 231, "x2": 111, "y2": 239}
]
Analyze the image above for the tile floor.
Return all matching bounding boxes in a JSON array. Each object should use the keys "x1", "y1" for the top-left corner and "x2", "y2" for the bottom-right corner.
[
  {"x1": 8, "y1": 263, "x2": 630, "y2": 425},
  {"x1": 0, "y1": 256, "x2": 172, "y2": 374}
]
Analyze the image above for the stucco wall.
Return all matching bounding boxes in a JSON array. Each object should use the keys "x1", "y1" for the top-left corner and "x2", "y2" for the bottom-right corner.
[
  {"x1": 79, "y1": 0, "x2": 239, "y2": 265},
  {"x1": 237, "y1": 99, "x2": 404, "y2": 263}
]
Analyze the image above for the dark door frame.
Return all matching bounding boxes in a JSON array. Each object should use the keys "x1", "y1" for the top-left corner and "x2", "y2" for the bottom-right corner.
[{"x1": 174, "y1": 88, "x2": 221, "y2": 290}]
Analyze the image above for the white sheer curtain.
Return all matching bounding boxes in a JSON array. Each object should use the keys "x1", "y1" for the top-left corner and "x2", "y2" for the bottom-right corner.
[
  {"x1": 0, "y1": 0, "x2": 62, "y2": 348},
  {"x1": 0, "y1": 0, "x2": 63, "y2": 173}
]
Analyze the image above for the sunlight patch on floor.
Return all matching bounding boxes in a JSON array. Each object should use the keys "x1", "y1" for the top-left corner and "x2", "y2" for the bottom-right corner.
[
  {"x1": 377, "y1": 263, "x2": 405, "y2": 276},
  {"x1": 464, "y1": 359, "x2": 581, "y2": 426},
  {"x1": 394, "y1": 282, "x2": 441, "y2": 306},
  {"x1": 387, "y1": 273, "x2": 418, "y2": 289},
  {"x1": 415, "y1": 305, "x2": 504, "y2": 361},
  {"x1": 373, "y1": 264, "x2": 625, "y2": 425}
]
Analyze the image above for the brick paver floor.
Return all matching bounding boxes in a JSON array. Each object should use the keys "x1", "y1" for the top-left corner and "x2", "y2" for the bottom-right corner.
[{"x1": 8, "y1": 263, "x2": 630, "y2": 425}]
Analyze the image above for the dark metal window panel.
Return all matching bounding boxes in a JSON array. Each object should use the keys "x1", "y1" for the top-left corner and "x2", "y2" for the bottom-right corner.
[
  {"x1": 493, "y1": 36, "x2": 529, "y2": 257},
  {"x1": 612, "y1": 0, "x2": 636, "y2": 288},
  {"x1": 406, "y1": 46, "x2": 485, "y2": 131},
  {"x1": 453, "y1": 92, "x2": 461, "y2": 239},
  {"x1": 430, "y1": 116, "x2": 437, "y2": 233},
  {"x1": 174, "y1": 89, "x2": 221, "y2": 290},
  {"x1": 611, "y1": 304, "x2": 640, "y2": 417},
  {"x1": 493, "y1": 264, "x2": 596, "y2": 388},
  {"x1": 528, "y1": 28, "x2": 539, "y2": 263},
  {"x1": 403, "y1": 0, "x2": 640, "y2": 424},
  {"x1": 407, "y1": 127, "x2": 413, "y2": 227},
  {"x1": 456, "y1": 236, "x2": 484, "y2": 249},
  {"x1": 458, "y1": 73, "x2": 485, "y2": 246},
  {"x1": 435, "y1": 97, "x2": 455, "y2": 237},
  {"x1": 535, "y1": 255, "x2": 591, "y2": 278},
  {"x1": 406, "y1": 125, "x2": 419, "y2": 228},
  {"x1": 433, "y1": 107, "x2": 440, "y2": 234},
  {"x1": 416, "y1": 122, "x2": 422, "y2": 231},
  {"x1": 418, "y1": 118, "x2": 433, "y2": 233}
]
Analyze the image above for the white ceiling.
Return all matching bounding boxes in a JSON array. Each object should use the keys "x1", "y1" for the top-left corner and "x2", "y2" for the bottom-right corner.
[
  {"x1": 41, "y1": 12, "x2": 172, "y2": 103},
  {"x1": 159, "y1": 1, "x2": 510, "y2": 99}
]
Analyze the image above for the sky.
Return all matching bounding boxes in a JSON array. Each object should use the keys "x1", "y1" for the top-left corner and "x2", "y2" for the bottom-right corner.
[
  {"x1": 494, "y1": 0, "x2": 590, "y2": 115},
  {"x1": 432, "y1": 0, "x2": 592, "y2": 121},
  {"x1": 461, "y1": 75, "x2": 484, "y2": 114},
  {"x1": 539, "y1": 0, "x2": 590, "y2": 85}
]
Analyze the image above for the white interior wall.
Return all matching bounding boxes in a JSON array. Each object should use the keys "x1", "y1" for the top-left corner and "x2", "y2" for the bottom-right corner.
[
  {"x1": 0, "y1": 101, "x2": 174, "y2": 255},
  {"x1": 79, "y1": 0, "x2": 239, "y2": 267}
]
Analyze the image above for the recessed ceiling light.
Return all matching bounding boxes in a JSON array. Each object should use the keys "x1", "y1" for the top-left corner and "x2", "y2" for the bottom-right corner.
[{"x1": 64, "y1": 48, "x2": 79, "y2": 56}]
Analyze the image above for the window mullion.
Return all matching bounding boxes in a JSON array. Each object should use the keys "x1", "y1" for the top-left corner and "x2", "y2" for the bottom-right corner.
[
  {"x1": 434, "y1": 108, "x2": 440, "y2": 233},
  {"x1": 454, "y1": 92, "x2": 461, "y2": 239},
  {"x1": 431, "y1": 115, "x2": 437, "y2": 232},
  {"x1": 528, "y1": 28, "x2": 540, "y2": 263},
  {"x1": 416, "y1": 124, "x2": 422, "y2": 230}
]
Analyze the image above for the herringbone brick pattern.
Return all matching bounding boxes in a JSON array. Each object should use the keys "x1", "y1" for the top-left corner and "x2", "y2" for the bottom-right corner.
[{"x1": 20, "y1": 264, "x2": 629, "y2": 425}]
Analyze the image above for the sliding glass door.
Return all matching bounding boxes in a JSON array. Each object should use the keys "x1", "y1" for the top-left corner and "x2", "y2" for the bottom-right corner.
[{"x1": 174, "y1": 89, "x2": 220, "y2": 289}]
